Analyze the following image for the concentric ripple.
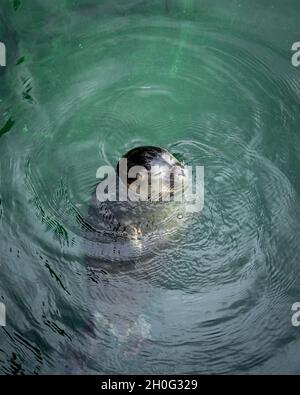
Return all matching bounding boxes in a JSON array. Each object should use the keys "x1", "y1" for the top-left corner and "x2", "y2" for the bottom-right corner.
[{"x1": 1, "y1": 0, "x2": 300, "y2": 374}]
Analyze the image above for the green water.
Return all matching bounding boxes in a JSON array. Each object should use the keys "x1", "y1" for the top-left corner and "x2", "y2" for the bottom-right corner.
[{"x1": 1, "y1": 0, "x2": 300, "y2": 374}]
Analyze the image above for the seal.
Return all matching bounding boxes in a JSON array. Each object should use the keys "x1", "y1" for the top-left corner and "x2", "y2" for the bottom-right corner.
[
  {"x1": 82, "y1": 146, "x2": 188, "y2": 266},
  {"x1": 76, "y1": 147, "x2": 190, "y2": 368}
]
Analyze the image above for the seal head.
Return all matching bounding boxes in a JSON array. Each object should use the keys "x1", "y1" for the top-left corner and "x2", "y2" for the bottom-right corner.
[{"x1": 116, "y1": 146, "x2": 186, "y2": 201}]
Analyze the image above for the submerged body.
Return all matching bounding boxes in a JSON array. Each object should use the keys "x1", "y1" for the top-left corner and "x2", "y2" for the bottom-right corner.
[
  {"x1": 84, "y1": 194, "x2": 188, "y2": 265},
  {"x1": 81, "y1": 147, "x2": 190, "y2": 363}
]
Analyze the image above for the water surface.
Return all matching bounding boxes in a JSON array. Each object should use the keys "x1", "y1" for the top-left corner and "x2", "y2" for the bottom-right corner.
[{"x1": 1, "y1": 0, "x2": 300, "y2": 374}]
